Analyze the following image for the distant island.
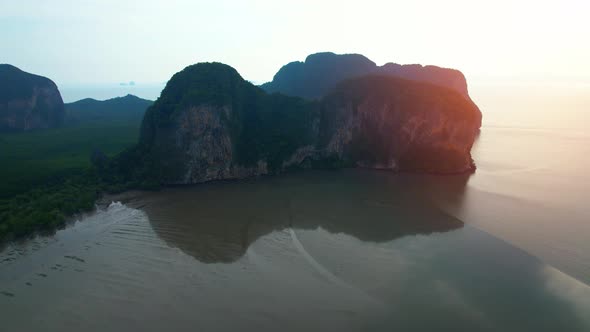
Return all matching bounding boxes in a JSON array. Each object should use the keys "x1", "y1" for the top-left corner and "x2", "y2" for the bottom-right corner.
[{"x1": 65, "y1": 94, "x2": 153, "y2": 125}]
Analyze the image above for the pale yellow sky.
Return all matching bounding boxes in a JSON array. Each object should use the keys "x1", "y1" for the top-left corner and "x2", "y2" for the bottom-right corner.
[{"x1": 1, "y1": 0, "x2": 589, "y2": 84}]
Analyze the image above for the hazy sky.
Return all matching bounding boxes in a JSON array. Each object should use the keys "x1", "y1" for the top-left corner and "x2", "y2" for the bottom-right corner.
[{"x1": 1, "y1": 0, "x2": 589, "y2": 85}]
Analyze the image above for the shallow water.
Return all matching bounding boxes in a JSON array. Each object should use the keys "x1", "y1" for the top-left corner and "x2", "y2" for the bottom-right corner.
[
  {"x1": 436, "y1": 126, "x2": 590, "y2": 285},
  {"x1": 455, "y1": 83, "x2": 590, "y2": 284},
  {"x1": 1, "y1": 170, "x2": 589, "y2": 331}
]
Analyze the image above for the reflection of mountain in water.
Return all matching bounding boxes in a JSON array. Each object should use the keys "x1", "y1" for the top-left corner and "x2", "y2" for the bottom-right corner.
[
  {"x1": 136, "y1": 170, "x2": 469, "y2": 263},
  {"x1": 3, "y1": 169, "x2": 590, "y2": 332}
]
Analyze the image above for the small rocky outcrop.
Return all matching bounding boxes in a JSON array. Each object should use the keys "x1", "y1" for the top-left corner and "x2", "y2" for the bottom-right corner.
[{"x1": 0, "y1": 64, "x2": 65, "y2": 131}]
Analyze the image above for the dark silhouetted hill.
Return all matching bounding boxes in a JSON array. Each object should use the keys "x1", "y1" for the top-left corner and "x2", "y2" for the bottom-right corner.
[
  {"x1": 260, "y1": 52, "x2": 470, "y2": 100},
  {"x1": 65, "y1": 94, "x2": 153, "y2": 125},
  {"x1": 0, "y1": 64, "x2": 65, "y2": 131}
]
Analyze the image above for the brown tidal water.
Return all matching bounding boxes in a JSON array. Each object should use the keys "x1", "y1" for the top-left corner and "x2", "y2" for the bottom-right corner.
[{"x1": 1, "y1": 170, "x2": 589, "y2": 332}]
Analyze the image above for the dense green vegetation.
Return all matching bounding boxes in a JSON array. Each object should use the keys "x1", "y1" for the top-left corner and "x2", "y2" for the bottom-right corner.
[
  {"x1": 233, "y1": 93, "x2": 318, "y2": 171},
  {"x1": 0, "y1": 122, "x2": 141, "y2": 198},
  {"x1": 0, "y1": 76, "x2": 161, "y2": 240},
  {"x1": 0, "y1": 122, "x2": 140, "y2": 240},
  {"x1": 0, "y1": 171, "x2": 100, "y2": 238}
]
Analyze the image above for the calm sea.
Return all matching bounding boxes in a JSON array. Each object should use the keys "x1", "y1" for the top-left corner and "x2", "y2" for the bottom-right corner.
[{"x1": 463, "y1": 81, "x2": 590, "y2": 283}]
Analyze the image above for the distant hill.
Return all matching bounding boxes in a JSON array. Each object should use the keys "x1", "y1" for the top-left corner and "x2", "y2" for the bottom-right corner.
[
  {"x1": 0, "y1": 64, "x2": 65, "y2": 131},
  {"x1": 260, "y1": 52, "x2": 471, "y2": 100},
  {"x1": 65, "y1": 94, "x2": 153, "y2": 125}
]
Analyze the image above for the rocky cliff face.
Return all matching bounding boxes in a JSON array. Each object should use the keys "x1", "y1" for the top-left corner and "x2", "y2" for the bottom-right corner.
[
  {"x1": 0, "y1": 64, "x2": 65, "y2": 131},
  {"x1": 132, "y1": 62, "x2": 481, "y2": 185},
  {"x1": 319, "y1": 76, "x2": 481, "y2": 173},
  {"x1": 261, "y1": 52, "x2": 471, "y2": 100},
  {"x1": 160, "y1": 103, "x2": 271, "y2": 184}
]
